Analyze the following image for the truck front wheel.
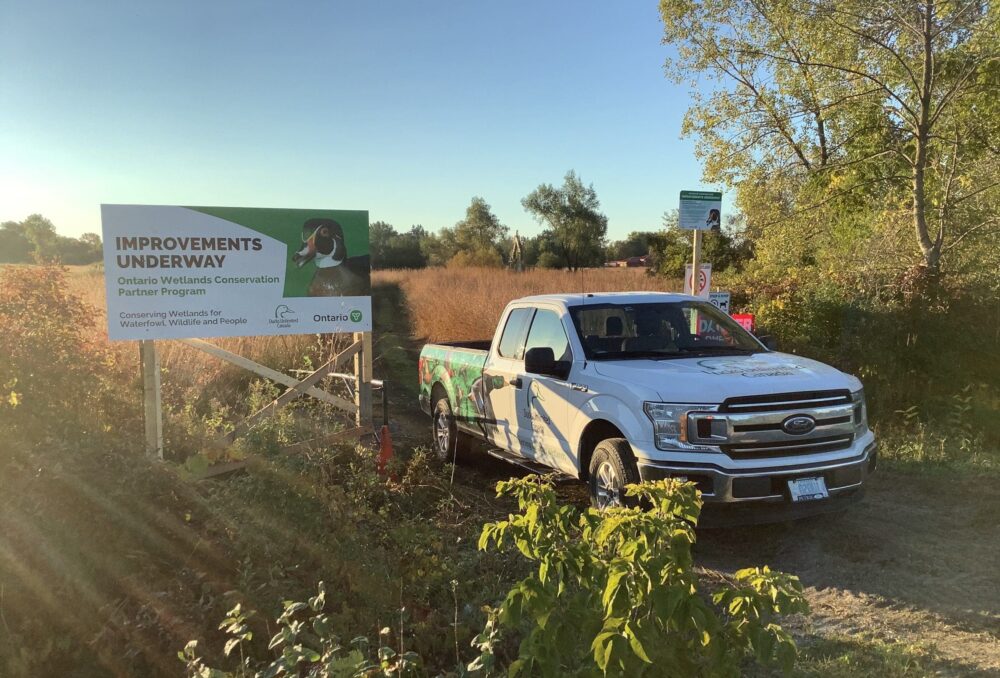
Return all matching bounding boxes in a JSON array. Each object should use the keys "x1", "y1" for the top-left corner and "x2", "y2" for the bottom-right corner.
[{"x1": 588, "y1": 439, "x2": 640, "y2": 509}]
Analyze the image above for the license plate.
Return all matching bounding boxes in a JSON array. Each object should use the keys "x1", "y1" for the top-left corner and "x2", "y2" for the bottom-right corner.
[{"x1": 788, "y1": 476, "x2": 829, "y2": 502}]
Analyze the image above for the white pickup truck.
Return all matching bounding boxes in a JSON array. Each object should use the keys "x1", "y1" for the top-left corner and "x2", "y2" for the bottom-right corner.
[{"x1": 418, "y1": 292, "x2": 876, "y2": 522}]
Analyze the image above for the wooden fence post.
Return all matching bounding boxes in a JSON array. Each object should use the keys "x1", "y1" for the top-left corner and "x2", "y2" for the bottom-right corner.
[
  {"x1": 140, "y1": 340, "x2": 163, "y2": 459},
  {"x1": 354, "y1": 331, "x2": 374, "y2": 427}
]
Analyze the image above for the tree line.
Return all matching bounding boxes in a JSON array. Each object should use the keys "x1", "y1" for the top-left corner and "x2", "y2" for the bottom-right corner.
[
  {"x1": 370, "y1": 170, "x2": 751, "y2": 275},
  {"x1": 0, "y1": 214, "x2": 103, "y2": 265}
]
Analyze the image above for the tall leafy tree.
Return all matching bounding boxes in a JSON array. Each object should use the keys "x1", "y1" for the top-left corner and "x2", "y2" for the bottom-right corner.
[
  {"x1": 453, "y1": 197, "x2": 509, "y2": 256},
  {"x1": 369, "y1": 221, "x2": 398, "y2": 268},
  {"x1": 368, "y1": 221, "x2": 428, "y2": 269},
  {"x1": 522, "y1": 171, "x2": 609, "y2": 271},
  {"x1": 0, "y1": 215, "x2": 102, "y2": 265},
  {"x1": 659, "y1": 0, "x2": 999, "y2": 284},
  {"x1": 0, "y1": 221, "x2": 33, "y2": 263}
]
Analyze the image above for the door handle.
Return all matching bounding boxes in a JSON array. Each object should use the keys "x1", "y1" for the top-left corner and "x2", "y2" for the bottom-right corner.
[{"x1": 508, "y1": 377, "x2": 522, "y2": 389}]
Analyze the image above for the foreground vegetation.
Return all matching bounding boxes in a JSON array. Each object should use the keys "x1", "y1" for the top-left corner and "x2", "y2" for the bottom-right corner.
[
  {"x1": 1, "y1": 265, "x2": 815, "y2": 677},
  {"x1": 182, "y1": 478, "x2": 810, "y2": 677},
  {"x1": 5, "y1": 264, "x2": 988, "y2": 675}
]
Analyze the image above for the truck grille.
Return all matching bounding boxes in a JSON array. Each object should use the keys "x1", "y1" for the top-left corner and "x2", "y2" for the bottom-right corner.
[
  {"x1": 720, "y1": 390, "x2": 852, "y2": 413},
  {"x1": 722, "y1": 434, "x2": 855, "y2": 459},
  {"x1": 688, "y1": 390, "x2": 858, "y2": 460}
]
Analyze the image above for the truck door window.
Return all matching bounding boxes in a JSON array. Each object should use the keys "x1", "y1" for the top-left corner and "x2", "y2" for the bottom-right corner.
[
  {"x1": 524, "y1": 309, "x2": 572, "y2": 363},
  {"x1": 497, "y1": 307, "x2": 534, "y2": 359}
]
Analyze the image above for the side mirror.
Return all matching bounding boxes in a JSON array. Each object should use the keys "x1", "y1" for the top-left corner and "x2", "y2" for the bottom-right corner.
[
  {"x1": 524, "y1": 347, "x2": 569, "y2": 380},
  {"x1": 757, "y1": 335, "x2": 777, "y2": 350}
]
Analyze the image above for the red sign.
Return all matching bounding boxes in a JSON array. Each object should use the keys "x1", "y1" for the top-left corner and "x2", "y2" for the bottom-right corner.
[{"x1": 732, "y1": 313, "x2": 755, "y2": 332}]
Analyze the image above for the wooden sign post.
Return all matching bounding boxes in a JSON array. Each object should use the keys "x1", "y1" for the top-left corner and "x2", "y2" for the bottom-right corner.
[
  {"x1": 140, "y1": 340, "x2": 163, "y2": 459},
  {"x1": 353, "y1": 331, "x2": 373, "y2": 428}
]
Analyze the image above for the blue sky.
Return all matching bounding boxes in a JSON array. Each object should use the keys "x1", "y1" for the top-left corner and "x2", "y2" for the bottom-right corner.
[{"x1": 0, "y1": 0, "x2": 721, "y2": 240}]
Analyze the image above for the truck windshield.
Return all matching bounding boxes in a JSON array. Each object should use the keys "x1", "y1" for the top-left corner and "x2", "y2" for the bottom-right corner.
[{"x1": 568, "y1": 301, "x2": 764, "y2": 360}]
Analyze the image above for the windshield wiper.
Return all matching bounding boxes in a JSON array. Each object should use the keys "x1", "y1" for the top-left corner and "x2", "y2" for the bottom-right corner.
[
  {"x1": 591, "y1": 350, "x2": 682, "y2": 360},
  {"x1": 675, "y1": 346, "x2": 758, "y2": 355}
]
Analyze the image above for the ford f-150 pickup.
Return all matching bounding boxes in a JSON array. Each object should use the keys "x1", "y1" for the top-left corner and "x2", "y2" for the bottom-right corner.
[{"x1": 418, "y1": 292, "x2": 876, "y2": 520}]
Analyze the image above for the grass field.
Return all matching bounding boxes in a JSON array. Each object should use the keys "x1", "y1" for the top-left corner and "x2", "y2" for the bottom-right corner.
[{"x1": 373, "y1": 265, "x2": 680, "y2": 341}]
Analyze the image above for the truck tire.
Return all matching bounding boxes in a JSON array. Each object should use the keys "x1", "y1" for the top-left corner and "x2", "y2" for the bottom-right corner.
[
  {"x1": 432, "y1": 396, "x2": 460, "y2": 463},
  {"x1": 588, "y1": 438, "x2": 640, "y2": 509}
]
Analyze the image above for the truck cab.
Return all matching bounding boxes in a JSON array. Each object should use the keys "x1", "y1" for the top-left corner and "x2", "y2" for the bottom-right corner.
[{"x1": 419, "y1": 292, "x2": 876, "y2": 521}]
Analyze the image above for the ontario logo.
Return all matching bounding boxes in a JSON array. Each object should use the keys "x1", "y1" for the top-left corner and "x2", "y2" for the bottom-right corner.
[
  {"x1": 312, "y1": 309, "x2": 363, "y2": 323},
  {"x1": 269, "y1": 304, "x2": 299, "y2": 328}
]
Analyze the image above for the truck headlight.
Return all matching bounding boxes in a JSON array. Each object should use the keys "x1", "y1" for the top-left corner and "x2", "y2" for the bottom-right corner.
[
  {"x1": 851, "y1": 389, "x2": 868, "y2": 433},
  {"x1": 643, "y1": 402, "x2": 720, "y2": 452}
]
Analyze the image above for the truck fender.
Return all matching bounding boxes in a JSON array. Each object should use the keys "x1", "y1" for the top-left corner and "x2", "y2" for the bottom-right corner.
[
  {"x1": 429, "y1": 364, "x2": 457, "y2": 409},
  {"x1": 568, "y1": 394, "x2": 652, "y2": 478}
]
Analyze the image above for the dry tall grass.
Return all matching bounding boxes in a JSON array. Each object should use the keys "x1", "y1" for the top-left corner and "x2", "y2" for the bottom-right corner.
[{"x1": 374, "y1": 266, "x2": 681, "y2": 342}]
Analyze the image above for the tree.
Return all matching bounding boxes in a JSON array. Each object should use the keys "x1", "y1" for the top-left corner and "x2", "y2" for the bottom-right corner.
[
  {"x1": 21, "y1": 214, "x2": 58, "y2": 261},
  {"x1": 649, "y1": 211, "x2": 752, "y2": 278},
  {"x1": 660, "y1": 0, "x2": 999, "y2": 286},
  {"x1": 439, "y1": 197, "x2": 509, "y2": 267},
  {"x1": 522, "y1": 171, "x2": 608, "y2": 271},
  {"x1": 0, "y1": 221, "x2": 32, "y2": 263},
  {"x1": 369, "y1": 221, "x2": 398, "y2": 268},
  {"x1": 0, "y1": 215, "x2": 102, "y2": 265},
  {"x1": 368, "y1": 221, "x2": 428, "y2": 269},
  {"x1": 386, "y1": 225, "x2": 428, "y2": 269},
  {"x1": 454, "y1": 197, "x2": 508, "y2": 255},
  {"x1": 607, "y1": 231, "x2": 654, "y2": 261},
  {"x1": 420, "y1": 228, "x2": 456, "y2": 267}
]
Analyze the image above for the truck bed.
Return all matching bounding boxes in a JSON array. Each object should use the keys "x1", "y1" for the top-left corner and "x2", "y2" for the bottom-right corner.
[
  {"x1": 432, "y1": 340, "x2": 492, "y2": 351},
  {"x1": 418, "y1": 342, "x2": 491, "y2": 421}
]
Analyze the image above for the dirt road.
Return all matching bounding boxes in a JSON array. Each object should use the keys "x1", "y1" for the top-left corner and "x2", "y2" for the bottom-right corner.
[{"x1": 373, "y1": 281, "x2": 1000, "y2": 676}]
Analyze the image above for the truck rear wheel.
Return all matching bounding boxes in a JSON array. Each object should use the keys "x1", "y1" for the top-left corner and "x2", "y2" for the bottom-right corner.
[
  {"x1": 432, "y1": 396, "x2": 459, "y2": 462},
  {"x1": 588, "y1": 438, "x2": 640, "y2": 509}
]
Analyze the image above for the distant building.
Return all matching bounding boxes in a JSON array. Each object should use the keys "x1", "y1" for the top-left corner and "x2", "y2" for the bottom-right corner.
[{"x1": 605, "y1": 254, "x2": 652, "y2": 268}]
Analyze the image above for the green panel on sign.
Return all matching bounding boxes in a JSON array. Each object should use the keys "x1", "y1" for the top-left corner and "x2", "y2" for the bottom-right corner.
[
  {"x1": 188, "y1": 206, "x2": 369, "y2": 297},
  {"x1": 679, "y1": 191, "x2": 723, "y2": 201}
]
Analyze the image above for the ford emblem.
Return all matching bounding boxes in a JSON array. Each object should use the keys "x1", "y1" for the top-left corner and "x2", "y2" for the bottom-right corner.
[{"x1": 782, "y1": 415, "x2": 816, "y2": 435}]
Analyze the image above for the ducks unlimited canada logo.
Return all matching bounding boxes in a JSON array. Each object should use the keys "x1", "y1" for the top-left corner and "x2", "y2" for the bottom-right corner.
[{"x1": 270, "y1": 304, "x2": 299, "y2": 329}]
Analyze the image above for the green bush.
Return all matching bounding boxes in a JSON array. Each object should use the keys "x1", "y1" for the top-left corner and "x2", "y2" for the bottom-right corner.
[
  {"x1": 182, "y1": 477, "x2": 807, "y2": 677},
  {"x1": 470, "y1": 477, "x2": 809, "y2": 677},
  {"x1": 180, "y1": 584, "x2": 424, "y2": 677},
  {"x1": 0, "y1": 264, "x2": 135, "y2": 451}
]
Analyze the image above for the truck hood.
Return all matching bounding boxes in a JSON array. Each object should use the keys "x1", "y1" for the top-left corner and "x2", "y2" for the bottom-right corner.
[{"x1": 590, "y1": 351, "x2": 861, "y2": 404}]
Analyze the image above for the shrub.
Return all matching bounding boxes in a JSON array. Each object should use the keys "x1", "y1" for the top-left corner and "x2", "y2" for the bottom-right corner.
[
  {"x1": 470, "y1": 477, "x2": 809, "y2": 677},
  {"x1": 0, "y1": 264, "x2": 130, "y2": 448},
  {"x1": 179, "y1": 584, "x2": 424, "y2": 677},
  {"x1": 724, "y1": 264, "x2": 1000, "y2": 448}
]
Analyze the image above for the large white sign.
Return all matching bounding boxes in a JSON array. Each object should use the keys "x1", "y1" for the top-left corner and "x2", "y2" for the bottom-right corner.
[
  {"x1": 102, "y1": 205, "x2": 372, "y2": 340},
  {"x1": 684, "y1": 263, "x2": 712, "y2": 298},
  {"x1": 678, "y1": 190, "x2": 722, "y2": 231}
]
